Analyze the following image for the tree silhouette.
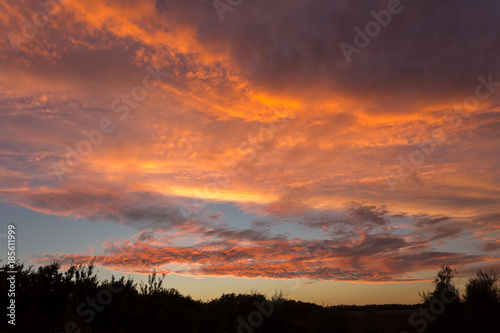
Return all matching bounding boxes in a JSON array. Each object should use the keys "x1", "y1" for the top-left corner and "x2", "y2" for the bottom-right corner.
[
  {"x1": 417, "y1": 265, "x2": 461, "y2": 333},
  {"x1": 419, "y1": 265, "x2": 460, "y2": 305},
  {"x1": 3, "y1": 261, "x2": 499, "y2": 333},
  {"x1": 459, "y1": 269, "x2": 500, "y2": 332},
  {"x1": 464, "y1": 269, "x2": 500, "y2": 307}
]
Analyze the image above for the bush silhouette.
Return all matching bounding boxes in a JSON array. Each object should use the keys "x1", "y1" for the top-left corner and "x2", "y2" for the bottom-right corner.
[
  {"x1": 459, "y1": 269, "x2": 500, "y2": 332},
  {"x1": 1, "y1": 260, "x2": 357, "y2": 332},
  {"x1": 2, "y1": 261, "x2": 499, "y2": 332},
  {"x1": 464, "y1": 269, "x2": 500, "y2": 309}
]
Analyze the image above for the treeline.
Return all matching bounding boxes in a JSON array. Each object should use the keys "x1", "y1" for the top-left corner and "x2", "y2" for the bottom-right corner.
[
  {"x1": 330, "y1": 303, "x2": 419, "y2": 311},
  {"x1": 410, "y1": 265, "x2": 500, "y2": 333},
  {"x1": 1, "y1": 260, "x2": 352, "y2": 333},
  {"x1": 1, "y1": 261, "x2": 499, "y2": 332}
]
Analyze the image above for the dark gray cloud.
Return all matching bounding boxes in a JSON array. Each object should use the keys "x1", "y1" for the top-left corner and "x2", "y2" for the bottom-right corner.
[
  {"x1": 386, "y1": 251, "x2": 488, "y2": 273},
  {"x1": 482, "y1": 242, "x2": 500, "y2": 252},
  {"x1": 157, "y1": 0, "x2": 500, "y2": 108},
  {"x1": 0, "y1": 189, "x2": 187, "y2": 229}
]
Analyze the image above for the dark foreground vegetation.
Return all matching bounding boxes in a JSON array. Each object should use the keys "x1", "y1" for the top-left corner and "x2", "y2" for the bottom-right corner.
[{"x1": 1, "y1": 261, "x2": 499, "y2": 333}]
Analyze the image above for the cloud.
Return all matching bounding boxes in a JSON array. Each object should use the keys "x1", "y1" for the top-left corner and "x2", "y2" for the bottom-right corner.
[
  {"x1": 0, "y1": 0, "x2": 499, "y2": 282},
  {"x1": 32, "y1": 224, "x2": 488, "y2": 281},
  {"x1": 154, "y1": 0, "x2": 500, "y2": 107},
  {"x1": 0, "y1": 187, "x2": 187, "y2": 229},
  {"x1": 482, "y1": 241, "x2": 500, "y2": 253}
]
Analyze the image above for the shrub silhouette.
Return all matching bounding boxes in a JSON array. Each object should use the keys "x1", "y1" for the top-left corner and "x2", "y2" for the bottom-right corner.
[
  {"x1": 2, "y1": 261, "x2": 498, "y2": 333},
  {"x1": 464, "y1": 269, "x2": 500, "y2": 309},
  {"x1": 1, "y1": 260, "x2": 355, "y2": 332},
  {"x1": 460, "y1": 269, "x2": 500, "y2": 332}
]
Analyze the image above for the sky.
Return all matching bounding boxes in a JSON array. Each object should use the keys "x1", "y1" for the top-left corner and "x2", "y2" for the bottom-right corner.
[{"x1": 0, "y1": 0, "x2": 499, "y2": 305}]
